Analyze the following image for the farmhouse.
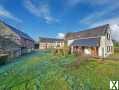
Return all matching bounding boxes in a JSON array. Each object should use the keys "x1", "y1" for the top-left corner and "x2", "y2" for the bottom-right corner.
[
  {"x1": 39, "y1": 37, "x2": 64, "y2": 49},
  {"x1": 65, "y1": 24, "x2": 114, "y2": 58},
  {"x1": 0, "y1": 20, "x2": 34, "y2": 58}
]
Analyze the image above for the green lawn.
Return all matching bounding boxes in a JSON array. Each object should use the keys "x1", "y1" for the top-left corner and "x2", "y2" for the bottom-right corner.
[{"x1": 0, "y1": 51, "x2": 119, "y2": 90}]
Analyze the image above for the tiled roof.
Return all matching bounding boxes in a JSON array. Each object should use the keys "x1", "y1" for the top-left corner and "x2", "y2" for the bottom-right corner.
[
  {"x1": 65, "y1": 24, "x2": 109, "y2": 40},
  {"x1": 0, "y1": 20, "x2": 34, "y2": 41},
  {"x1": 39, "y1": 37, "x2": 64, "y2": 43},
  {"x1": 71, "y1": 38, "x2": 99, "y2": 47}
]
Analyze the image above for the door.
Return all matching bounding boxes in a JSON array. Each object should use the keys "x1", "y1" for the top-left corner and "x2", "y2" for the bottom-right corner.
[{"x1": 102, "y1": 47, "x2": 105, "y2": 58}]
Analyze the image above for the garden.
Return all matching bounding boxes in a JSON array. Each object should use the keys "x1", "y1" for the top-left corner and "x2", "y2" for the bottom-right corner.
[{"x1": 0, "y1": 50, "x2": 119, "y2": 90}]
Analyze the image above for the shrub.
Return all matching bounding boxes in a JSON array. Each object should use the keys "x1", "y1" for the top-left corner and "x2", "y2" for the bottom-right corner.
[{"x1": 53, "y1": 45, "x2": 70, "y2": 57}]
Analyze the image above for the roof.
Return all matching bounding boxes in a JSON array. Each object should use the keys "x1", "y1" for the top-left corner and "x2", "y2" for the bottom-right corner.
[
  {"x1": 65, "y1": 24, "x2": 109, "y2": 40},
  {"x1": 0, "y1": 20, "x2": 34, "y2": 41},
  {"x1": 39, "y1": 37, "x2": 64, "y2": 43},
  {"x1": 71, "y1": 38, "x2": 100, "y2": 47}
]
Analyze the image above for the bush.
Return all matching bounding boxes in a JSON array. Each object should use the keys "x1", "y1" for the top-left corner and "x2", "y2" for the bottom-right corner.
[{"x1": 53, "y1": 45, "x2": 70, "y2": 57}]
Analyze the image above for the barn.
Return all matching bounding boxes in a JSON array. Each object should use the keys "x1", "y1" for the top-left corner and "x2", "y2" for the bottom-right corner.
[{"x1": 0, "y1": 20, "x2": 34, "y2": 58}]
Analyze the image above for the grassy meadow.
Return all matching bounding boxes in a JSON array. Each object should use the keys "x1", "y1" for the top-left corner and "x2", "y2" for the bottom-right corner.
[{"x1": 0, "y1": 51, "x2": 119, "y2": 90}]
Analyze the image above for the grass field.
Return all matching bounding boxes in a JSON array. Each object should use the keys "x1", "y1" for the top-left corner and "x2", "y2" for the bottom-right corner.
[{"x1": 0, "y1": 51, "x2": 119, "y2": 90}]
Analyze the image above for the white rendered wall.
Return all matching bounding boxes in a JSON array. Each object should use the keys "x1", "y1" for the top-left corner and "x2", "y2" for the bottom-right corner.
[{"x1": 67, "y1": 40, "x2": 75, "y2": 46}]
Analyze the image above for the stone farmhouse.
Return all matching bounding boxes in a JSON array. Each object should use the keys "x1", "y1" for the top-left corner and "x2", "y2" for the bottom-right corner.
[
  {"x1": 65, "y1": 24, "x2": 114, "y2": 58},
  {"x1": 0, "y1": 20, "x2": 34, "y2": 58},
  {"x1": 39, "y1": 37, "x2": 64, "y2": 49}
]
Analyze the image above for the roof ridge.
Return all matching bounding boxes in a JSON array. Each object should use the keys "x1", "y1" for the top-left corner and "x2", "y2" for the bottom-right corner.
[{"x1": 77, "y1": 24, "x2": 109, "y2": 33}]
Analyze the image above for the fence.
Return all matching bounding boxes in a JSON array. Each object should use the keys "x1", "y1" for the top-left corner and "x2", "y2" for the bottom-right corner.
[{"x1": 114, "y1": 47, "x2": 119, "y2": 53}]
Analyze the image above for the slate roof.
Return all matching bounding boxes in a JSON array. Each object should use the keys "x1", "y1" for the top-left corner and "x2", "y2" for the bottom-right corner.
[
  {"x1": 65, "y1": 24, "x2": 109, "y2": 40},
  {"x1": 0, "y1": 20, "x2": 34, "y2": 41},
  {"x1": 71, "y1": 38, "x2": 100, "y2": 47},
  {"x1": 39, "y1": 37, "x2": 64, "y2": 43}
]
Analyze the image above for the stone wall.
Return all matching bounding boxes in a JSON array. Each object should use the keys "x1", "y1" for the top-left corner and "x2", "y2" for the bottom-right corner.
[{"x1": 0, "y1": 36, "x2": 21, "y2": 58}]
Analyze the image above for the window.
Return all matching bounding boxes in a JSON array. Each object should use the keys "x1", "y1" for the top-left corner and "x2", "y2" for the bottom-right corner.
[
  {"x1": 107, "y1": 33, "x2": 111, "y2": 40},
  {"x1": 107, "y1": 46, "x2": 112, "y2": 52},
  {"x1": 107, "y1": 46, "x2": 110, "y2": 52},
  {"x1": 110, "y1": 46, "x2": 112, "y2": 52}
]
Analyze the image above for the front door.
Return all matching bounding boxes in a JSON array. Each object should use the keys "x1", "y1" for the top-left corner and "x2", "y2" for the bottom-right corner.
[{"x1": 91, "y1": 47, "x2": 98, "y2": 57}]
